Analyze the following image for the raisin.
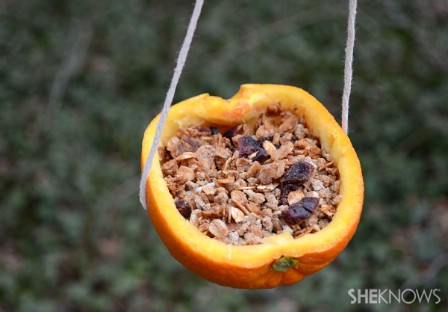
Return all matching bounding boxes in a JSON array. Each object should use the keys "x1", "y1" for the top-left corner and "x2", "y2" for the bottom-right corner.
[
  {"x1": 237, "y1": 136, "x2": 259, "y2": 157},
  {"x1": 279, "y1": 184, "x2": 299, "y2": 205},
  {"x1": 281, "y1": 197, "x2": 319, "y2": 225},
  {"x1": 237, "y1": 136, "x2": 270, "y2": 163},
  {"x1": 175, "y1": 200, "x2": 192, "y2": 219},
  {"x1": 258, "y1": 135, "x2": 274, "y2": 143},
  {"x1": 223, "y1": 125, "x2": 241, "y2": 139},
  {"x1": 280, "y1": 161, "x2": 315, "y2": 185},
  {"x1": 281, "y1": 206, "x2": 310, "y2": 225},
  {"x1": 210, "y1": 127, "x2": 220, "y2": 135},
  {"x1": 253, "y1": 148, "x2": 270, "y2": 163},
  {"x1": 300, "y1": 197, "x2": 320, "y2": 213}
]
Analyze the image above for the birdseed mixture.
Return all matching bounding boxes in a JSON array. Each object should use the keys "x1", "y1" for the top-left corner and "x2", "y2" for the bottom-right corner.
[{"x1": 158, "y1": 104, "x2": 342, "y2": 245}]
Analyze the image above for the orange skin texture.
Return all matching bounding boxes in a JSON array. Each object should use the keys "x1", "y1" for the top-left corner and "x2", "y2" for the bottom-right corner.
[{"x1": 141, "y1": 84, "x2": 364, "y2": 289}]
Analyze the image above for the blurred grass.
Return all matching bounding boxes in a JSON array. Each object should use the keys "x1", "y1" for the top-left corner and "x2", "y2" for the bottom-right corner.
[{"x1": 0, "y1": 0, "x2": 447, "y2": 311}]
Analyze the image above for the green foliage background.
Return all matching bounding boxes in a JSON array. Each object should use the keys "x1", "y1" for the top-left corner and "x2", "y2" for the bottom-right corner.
[{"x1": 1, "y1": 0, "x2": 447, "y2": 311}]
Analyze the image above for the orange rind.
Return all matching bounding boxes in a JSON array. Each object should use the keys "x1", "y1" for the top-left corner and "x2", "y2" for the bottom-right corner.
[{"x1": 141, "y1": 84, "x2": 363, "y2": 289}]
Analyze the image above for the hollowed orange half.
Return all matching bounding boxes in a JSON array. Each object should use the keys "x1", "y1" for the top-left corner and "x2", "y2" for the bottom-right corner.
[{"x1": 141, "y1": 84, "x2": 364, "y2": 289}]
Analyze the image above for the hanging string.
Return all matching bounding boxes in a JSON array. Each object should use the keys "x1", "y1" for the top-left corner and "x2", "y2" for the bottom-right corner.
[
  {"x1": 341, "y1": 0, "x2": 357, "y2": 134},
  {"x1": 139, "y1": 0, "x2": 204, "y2": 210}
]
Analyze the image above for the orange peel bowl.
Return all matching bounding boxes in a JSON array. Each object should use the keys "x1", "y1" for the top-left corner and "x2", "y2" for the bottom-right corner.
[{"x1": 141, "y1": 84, "x2": 364, "y2": 289}]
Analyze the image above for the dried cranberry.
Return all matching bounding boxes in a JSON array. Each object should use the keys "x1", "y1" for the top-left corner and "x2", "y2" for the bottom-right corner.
[
  {"x1": 280, "y1": 161, "x2": 315, "y2": 185},
  {"x1": 175, "y1": 200, "x2": 192, "y2": 219},
  {"x1": 237, "y1": 136, "x2": 270, "y2": 163},
  {"x1": 279, "y1": 184, "x2": 299, "y2": 205},
  {"x1": 281, "y1": 197, "x2": 319, "y2": 225}
]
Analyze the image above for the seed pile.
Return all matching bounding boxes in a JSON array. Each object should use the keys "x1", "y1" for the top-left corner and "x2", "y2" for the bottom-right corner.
[{"x1": 159, "y1": 104, "x2": 342, "y2": 245}]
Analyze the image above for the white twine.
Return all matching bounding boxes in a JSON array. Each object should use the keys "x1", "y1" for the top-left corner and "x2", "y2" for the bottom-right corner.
[
  {"x1": 341, "y1": 0, "x2": 357, "y2": 134},
  {"x1": 139, "y1": 0, "x2": 204, "y2": 210}
]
